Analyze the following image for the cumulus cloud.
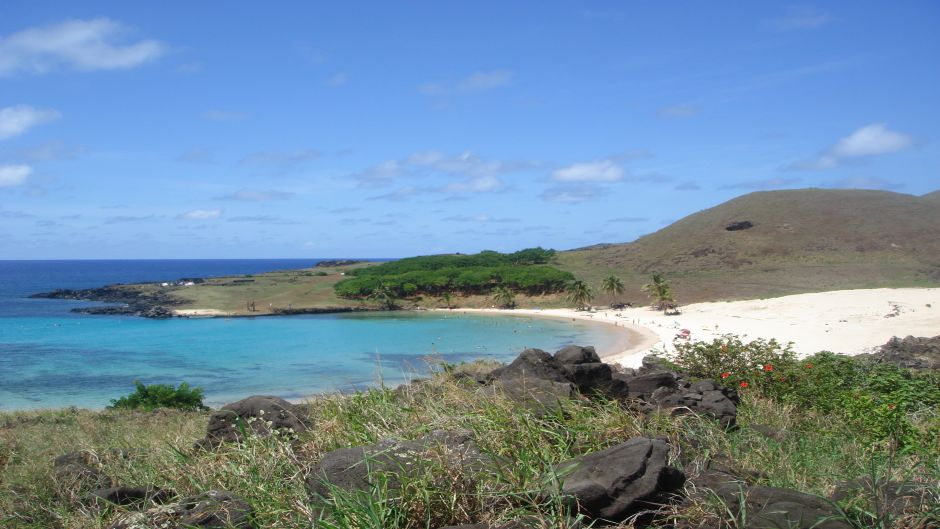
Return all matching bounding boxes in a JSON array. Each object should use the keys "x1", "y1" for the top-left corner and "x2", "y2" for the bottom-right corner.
[
  {"x1": 178, "y1": 209, "x2": 221, "y2": 220},
  {"x1": 420, "y1": 70, "x2": 513, "y2": 96},
  {"x1": 790, "y1": 124, "x2": 913, "y2": 170},
  {"x1": 0, "y1": 18, "x2": 165, "y2": 76},
  {"x1": 0, "y1": 105, "x2": 61, "y2": 139},
  {"x1": 217, "y1": 189, "x2": 295, "y2": 202},
  {"x1": 769, "y1": 7, "x2": 836, "y2": 31},
  {"x1": 0, "y1": 164, "x2": 32, "y2": 187},
  {"x1": 552, "y1": 159, "x2": 624, "y2": 182}
]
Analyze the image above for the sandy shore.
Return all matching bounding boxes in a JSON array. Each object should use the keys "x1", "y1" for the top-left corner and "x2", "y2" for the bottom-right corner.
[{"x1": 458, "y1": 288, "x2": 940, "y2": 368}]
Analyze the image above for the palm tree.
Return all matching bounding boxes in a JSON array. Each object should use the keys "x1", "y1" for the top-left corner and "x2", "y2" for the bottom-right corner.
[
  {"x1": 601, "y1": 275, "x2": 625, "y2": 306},
  {"x1": 369, "y1": 283, "x2": 398, "y2": 310},
  {"x1": 438, "y1": 291, "x2": 455, "y2": 309},
  {"x1": 492, "y1": 285, "x2": 515, "y2": 309},
  {"x1": 566, "y1": 280, "x2": 594, "y2": 310},
  {"x1": 641, "y1": 273, "x2": 675, "y2": 313}
]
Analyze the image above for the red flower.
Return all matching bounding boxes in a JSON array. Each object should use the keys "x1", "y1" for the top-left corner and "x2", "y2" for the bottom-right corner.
[
  {"x1": 805, "y1": 363, "x2": 813, "y2": 369},
  {"x1": 739, "y1": 381, "x2": 749, "y2": 388},
  {"x1": 763, "y1": 364, "x2": 773, "y2": 372},
  {"x1": 887, "y1": 403, "x2": 896, "y2": 410},
  {"x1": 720, "y1": 372, "x2": 731, "y2": 379}
]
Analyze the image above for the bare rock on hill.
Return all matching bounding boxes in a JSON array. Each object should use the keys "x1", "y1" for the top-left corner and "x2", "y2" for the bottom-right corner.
[
  {"x1": 870, "y1": 335, "x2": 940, "y2": 369},
  {"x1": 202, "y1": 395, "x2": 308, "y2": 446},
  {"x1": 108, "y1": 489, "x2": 253, "y2": 529},
  {"x1": 307, "y1": 430, "x2": 488, "y2": 508},
  {"x1": 552, "y1": 437, "x2": 685, "y2": 523},
  {"x1": 53, "y1": 452, "x2": 114, "y2": 502},
  {"x1": 725, "y1": 220, "x2": 754, "y2": 231}
]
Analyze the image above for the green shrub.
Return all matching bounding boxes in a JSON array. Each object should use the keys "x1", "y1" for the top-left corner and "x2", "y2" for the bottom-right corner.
[
  {"x1": 108, "y1": 380, "x2": 207, "y2": 411},
  {"x1": 669, "y1": 337, "x2": 940, "y2": 450}
]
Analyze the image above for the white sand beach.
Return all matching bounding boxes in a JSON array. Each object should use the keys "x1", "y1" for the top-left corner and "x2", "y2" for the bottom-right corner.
[{"x1": 458, "y1": 288, "x2": 940, "y2": 368}]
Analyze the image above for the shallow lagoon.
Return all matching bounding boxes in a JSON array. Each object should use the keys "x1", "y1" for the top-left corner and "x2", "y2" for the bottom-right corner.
[{"x1": 0, "y1": 310, "x2": 624, "y2": 410}]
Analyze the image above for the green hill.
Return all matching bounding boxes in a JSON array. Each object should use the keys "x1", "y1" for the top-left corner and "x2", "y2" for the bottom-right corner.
[{"x1": 557, "y1": 188, "x2": 940, "y2": 303}]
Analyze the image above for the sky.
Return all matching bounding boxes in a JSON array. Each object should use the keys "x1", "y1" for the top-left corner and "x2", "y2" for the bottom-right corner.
[{"x1": 1, "y1": 1, "x2": 938, "y2": 259}]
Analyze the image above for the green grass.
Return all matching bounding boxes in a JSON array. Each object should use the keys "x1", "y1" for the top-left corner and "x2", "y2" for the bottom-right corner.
[{"x1": 2, "y1": 358, "x2": 938, "y2": 529}]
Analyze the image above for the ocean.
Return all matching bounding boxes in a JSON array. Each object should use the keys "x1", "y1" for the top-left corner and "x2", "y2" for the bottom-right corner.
[{"x1": 0, "y1": 260, "x2": 624, "y2": 410}]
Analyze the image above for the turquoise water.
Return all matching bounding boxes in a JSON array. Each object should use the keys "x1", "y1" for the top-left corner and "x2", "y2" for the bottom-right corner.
[
  {"x1": 0, "y1": 311, "x2": 623, "y2": 410},
  {"x1": 0, "y1": 260, "x2": 624, "y2": 410}
]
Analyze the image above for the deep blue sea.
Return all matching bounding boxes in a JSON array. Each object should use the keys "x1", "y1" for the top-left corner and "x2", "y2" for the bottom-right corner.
[{"x1": 0, "y1": 260, "x2": 624, "y2": 410}]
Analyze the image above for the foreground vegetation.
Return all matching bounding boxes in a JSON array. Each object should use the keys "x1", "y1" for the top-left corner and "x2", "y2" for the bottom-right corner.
[{"x1": 1, "y1": 337, "x2": 937, "y2": 528}]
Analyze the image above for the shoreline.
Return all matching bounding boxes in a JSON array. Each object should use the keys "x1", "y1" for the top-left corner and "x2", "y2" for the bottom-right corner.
[{"x1": 453, "y1": 287, "x2": 940, "y2": 368}]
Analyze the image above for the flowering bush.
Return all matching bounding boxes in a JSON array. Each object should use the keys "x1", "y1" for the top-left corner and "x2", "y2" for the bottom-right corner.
[
  {"x1": 668, "y1": 335, "x2": 798, "y2": 393},
  {"x1": 669, "y1": 337, "x2": 940, "y2": 450}
]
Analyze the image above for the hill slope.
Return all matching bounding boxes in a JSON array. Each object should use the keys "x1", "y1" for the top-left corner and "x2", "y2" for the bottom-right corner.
[{"x1": 557, "y1": 189, "x2": 940, "y2": 303}]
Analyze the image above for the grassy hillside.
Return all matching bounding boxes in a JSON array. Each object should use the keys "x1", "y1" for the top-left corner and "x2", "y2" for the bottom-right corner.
[{"x1": 558, "y1": 189, "x2": 940, "y2": 304}]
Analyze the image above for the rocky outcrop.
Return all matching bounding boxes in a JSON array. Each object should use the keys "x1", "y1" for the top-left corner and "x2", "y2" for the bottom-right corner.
[
  {"x1": 483, "y1": 347, "x2": 738, "y2": 427},
  {"x1": 685, "y1": 470, "x2": 850, "y2": 529},
  {"x1": 32, "y1": 285, "x2": 184, "y2": 318},
  {"x1": 552, "y1": 437, "x2": 685, "y2": 523},
  {"x1": 868, "y1": 335, "x2": 940, "y2": 369},
  {"x1": 108, "y1": 490, "x2": 254, "y2": 529},
  {"x1": 611, "y1": 358, "x2": 739, "y2": 428},
  {"x1": 306, "y1": 430, "x2": 487, "y2": 504},
  {"x1": 201, "y1": 395, "x2": 308, "y2": 446}
]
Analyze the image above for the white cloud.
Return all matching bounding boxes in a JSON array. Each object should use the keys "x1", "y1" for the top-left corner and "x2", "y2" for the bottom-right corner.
[
  {"x1": 552, "y1": 159, "x2": 624, "y2": 182},
  {"x1": 420, "y1": 70, "x2": 513, "y2": 96},
  {"x1": 0, "y1": 164, "x2": 32, "y2": 187},
  {"x1": 178, "y1": 209, "x2": 221, "y2": 220},
  {"x1": 0, "y1": 105, "x2": 61, "y2": 139},
  {"x1": 791, "y1": 124, "x2": 913, "y2": 170},
  {"x1": 443, "y1": 174, "x2": 504, "y2": 193},
  {"x1": 0, "y1": 18, "x2": 165, "y2": 76}
]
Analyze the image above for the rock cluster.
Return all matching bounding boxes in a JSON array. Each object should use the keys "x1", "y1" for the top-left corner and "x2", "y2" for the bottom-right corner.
[
  {"x1": 483, "y1": 345, "x2": 739, "y2": 428},
  {"x1": 868, "y1": 335, "x2": 940, "y2": 369}
]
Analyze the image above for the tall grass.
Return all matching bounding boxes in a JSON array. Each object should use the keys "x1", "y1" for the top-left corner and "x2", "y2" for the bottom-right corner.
[{"x1": 1, "y1": 367, "x2": 937, "y2": 528}]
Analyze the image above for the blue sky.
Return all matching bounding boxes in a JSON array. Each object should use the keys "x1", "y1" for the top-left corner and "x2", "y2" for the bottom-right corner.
[{"x1": 1, "y1": 1, "x2": 938, "y2": 259}]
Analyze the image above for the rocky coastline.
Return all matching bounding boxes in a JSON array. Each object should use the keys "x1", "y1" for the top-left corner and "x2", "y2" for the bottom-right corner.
[
  {"x1": 30, "y1": 284, "x2": 375, "y2": 319},
  {"x1": 30, "y1": 286, "x2": 184, "y2": 319}
]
